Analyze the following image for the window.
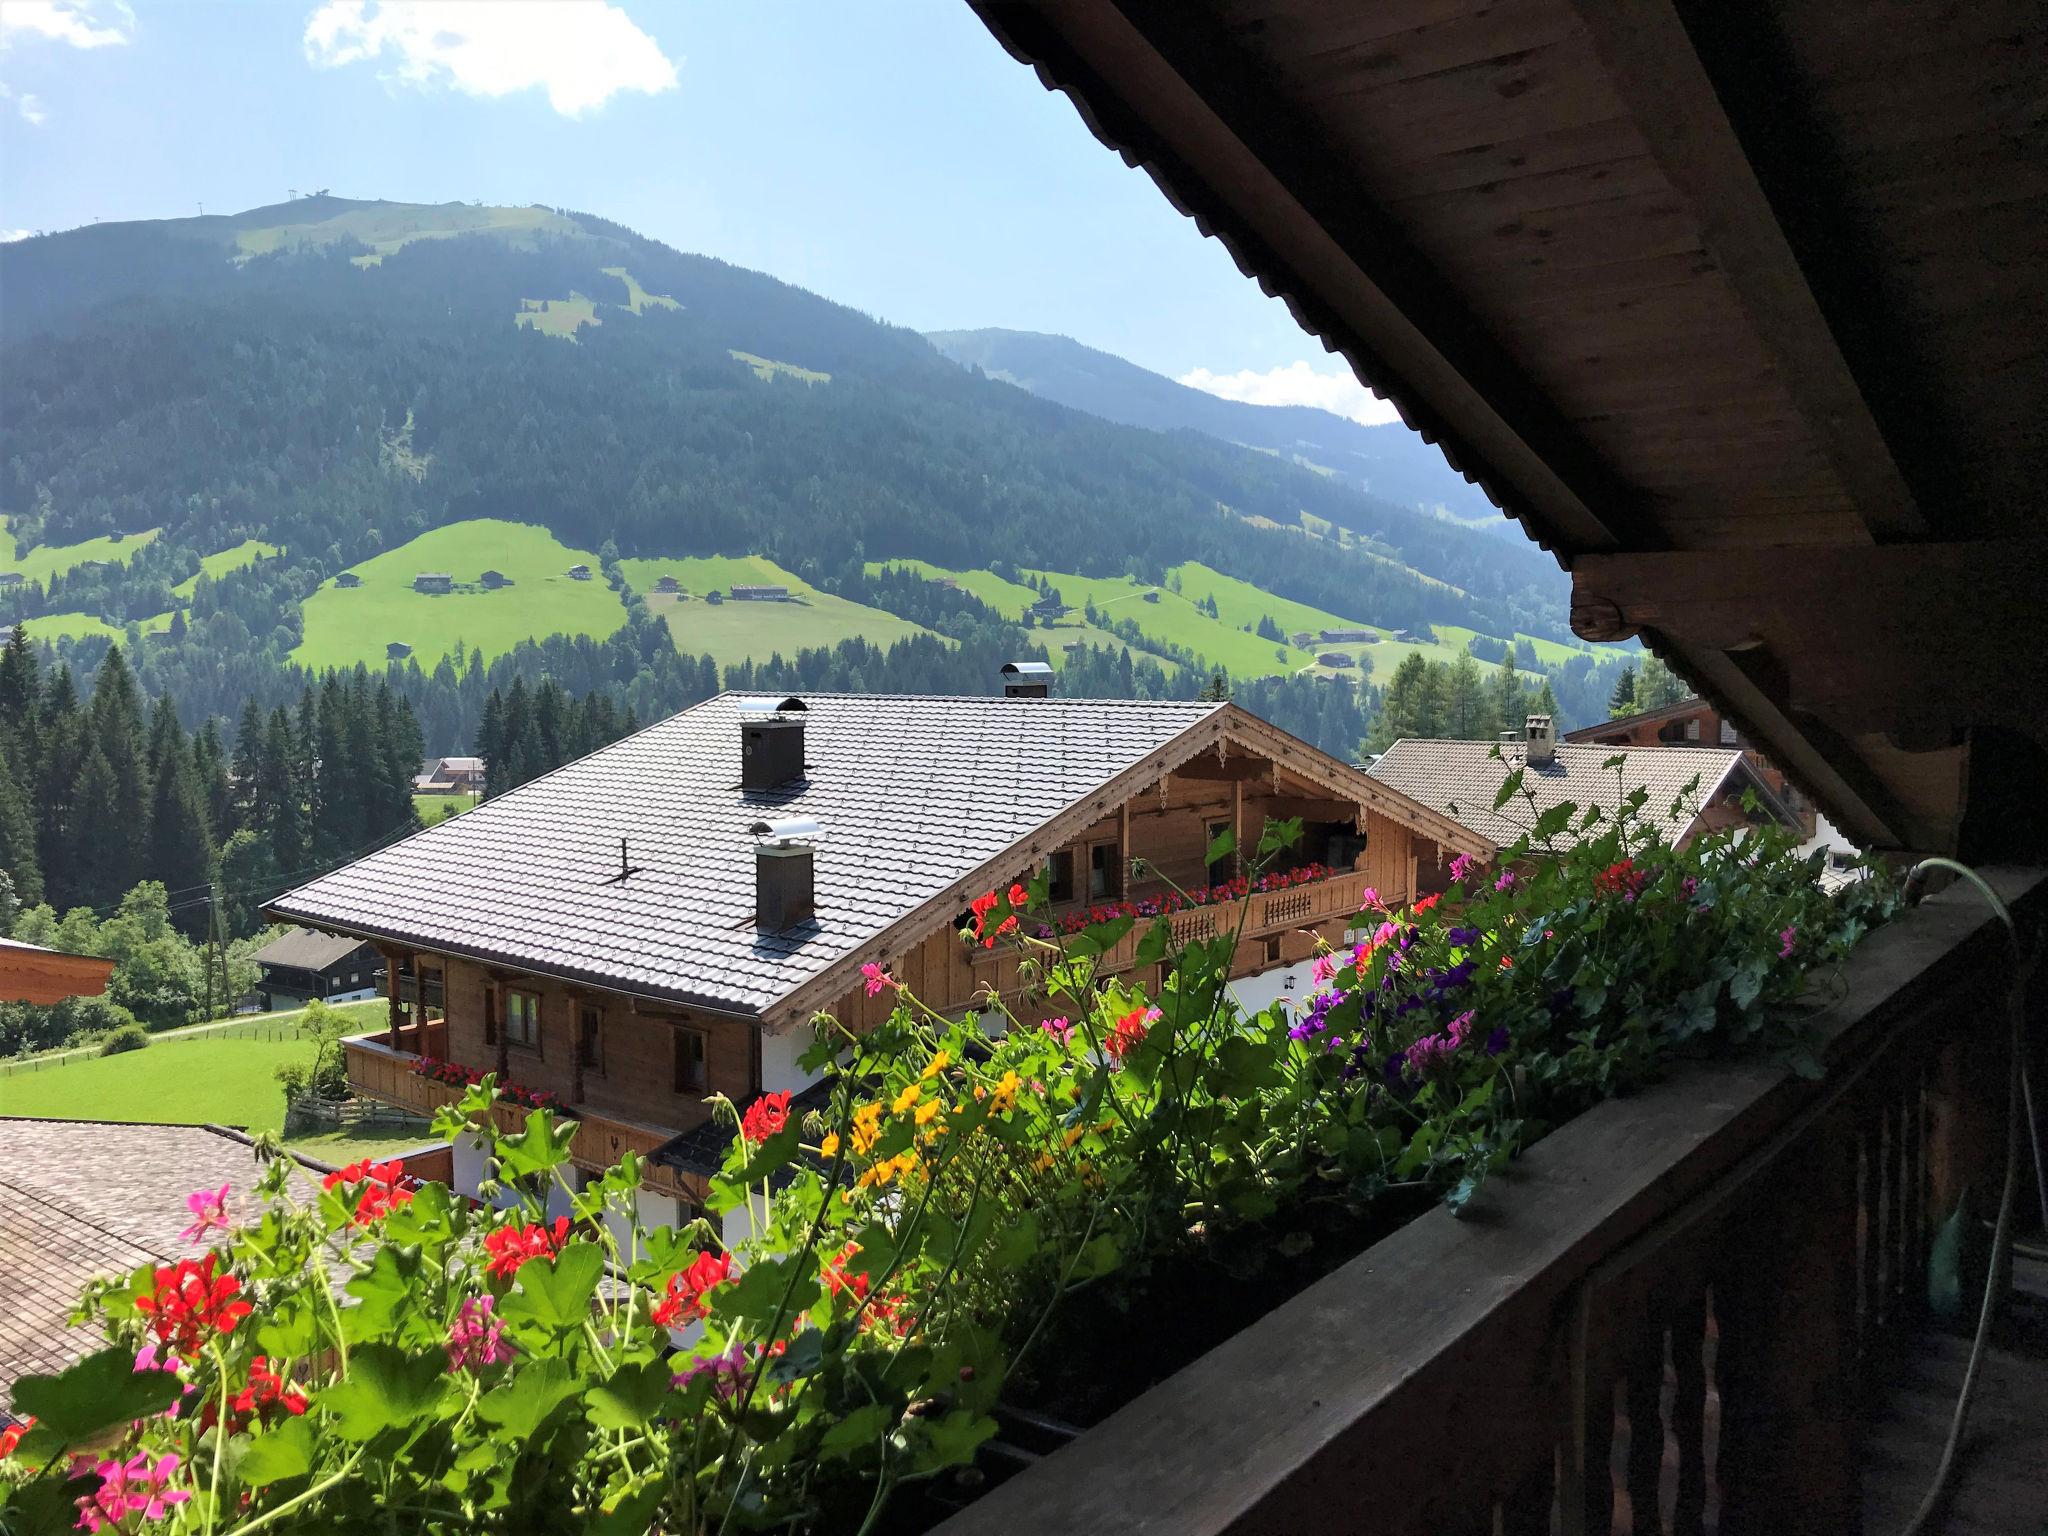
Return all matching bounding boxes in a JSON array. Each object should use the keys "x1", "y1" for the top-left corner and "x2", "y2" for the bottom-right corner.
[
  {"x1": 1207, "y1": 821, "x2": 1233, "y2": 885},
  {"x1": 674, "y1": 1027, "x2": 708, "y2": 1094},
  {"x1": 1719, "y1": 719, "x2": 1738, "y2": 746},
  {"x1": 504, "y1": 990, "x2": 540, "y2": 1049},
  {"x1": 1684, "y1": 719, "x2": 1700, "y2": 741},
  {"x1": 577, "y1": 1004, "x2": 602, "y2": 1070},
  {"x1": 1088, "y1": 841, "x2": 1122, "y2": 900},
  {"x1": 1043, "y1": 849, "x2": 1076, "y2": 903}
]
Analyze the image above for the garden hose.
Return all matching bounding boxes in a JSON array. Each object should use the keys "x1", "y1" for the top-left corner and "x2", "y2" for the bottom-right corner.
[{"x1": 1894, "y1": 858, "x2": 2041, "y2": 1536}]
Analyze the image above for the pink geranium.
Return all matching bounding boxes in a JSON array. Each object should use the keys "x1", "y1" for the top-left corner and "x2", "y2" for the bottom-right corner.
[
  {"x1": 1779, "y1": 925, "x2": 1797, "y2": 958},
  {"x1": 860, "y1": 962, "x2": 898, "y2": 998},
  {"x1": 73, "y1": 1451, "x2": 189, "y2": 1531},
  {"x1": 445, "y1": 1295, "x2": 512, "y2": 1373},
  {"x1": 178, "y1": 1184, "x2": 231, "y2": 1245}
]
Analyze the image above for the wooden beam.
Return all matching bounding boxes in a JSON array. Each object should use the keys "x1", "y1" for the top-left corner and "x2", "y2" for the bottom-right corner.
[
  {"x1": 1569, "y1": 1, "x2": 1923, "y2": 543},
  {"x1": 971, "y1": 0, "x2": 1646, "y2": 556},
  {"x1": 0, "y1": 941, "x2": 114, "y2": 1006}
]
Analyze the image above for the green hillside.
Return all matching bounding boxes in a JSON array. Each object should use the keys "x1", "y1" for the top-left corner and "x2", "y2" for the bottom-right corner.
[
  {"x1": 296, "y1": 520, "x2": 625, "y2": 671},
  {"x1": 175, "y1": 537, "x2": 278, "y2": 597},
  {"x1": 1, "y1": 519, "x2": 160, "y2": 585},
  {"x1": 621, "y1": 555, "x2": 929, "y2": 668},
  {"x1": 864, "y1": 561, "x2": 1184, "y2": 674},
  {"x1": 11, "y1": 611, "x2": 124, "y2": 643},
  {"x1": 235, "y1": 201, "x2": 578, "y2": 266}
]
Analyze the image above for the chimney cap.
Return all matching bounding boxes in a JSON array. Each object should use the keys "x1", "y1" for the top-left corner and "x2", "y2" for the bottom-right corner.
[
  {"x1": 749, "y1": 817, "x2": 821, "y2": 844},
  {"x1": 999, "y1": 661, "x2": 1053, "y2": 681},
  {"x1": 738, "y1": 695, "x2": 807, "y2": 716}
]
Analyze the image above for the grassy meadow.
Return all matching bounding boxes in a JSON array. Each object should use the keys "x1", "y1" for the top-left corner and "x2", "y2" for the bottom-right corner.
[
  {"x1": 236, "y1": 202, "x2": 577, "y2": 265},
  {"x1": 1, "y1": 519, "x2": 160, "y2": 586},
  {"x1": 294, "y1": 519, "x2": 625, "y2": 671},
  {"x1": 620, "y1": 555, "x2": 928, "y2": 669},
  {"x1": 174, "y1": 538, "x2": 279, "y2": 597},
  {"x1": 517, "y1": 294, "x2": 602, "y2": 340},
  {"x1": 731, "y1": 351, "x2": 830, "y2": 384},
  {"x1": 11, "y1": 612, "x2": 125, "y2": 644}
]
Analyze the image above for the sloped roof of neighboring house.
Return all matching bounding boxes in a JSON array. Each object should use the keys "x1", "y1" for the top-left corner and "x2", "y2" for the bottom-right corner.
[
  {"x1": 1563, "y1": 696, "x2": 1719, "y2": 743},
  {"x1": 1367, "y1": 740, "x2": 1796, "y2": 852},
  {"x1": 253, "y1": 925, "x2": 372, "y2": 973},
  {"x1": 436, "y1": 757, "x2": 484, "y2": 773},
  {"x1": 0, "y1": 935, "x2": 115, "y2": 1004},
  {"x1": 269, "y1": 692, "x2": 1487, "y2": 1029},
  {"x1": 0, "y1": 1122, "x2": 332, "y2": 1403}
]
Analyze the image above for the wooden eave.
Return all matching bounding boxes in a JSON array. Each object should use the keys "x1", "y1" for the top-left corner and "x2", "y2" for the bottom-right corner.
[
  {"x1": 759, "y1": 703, "x2": 1491, "y2": 1032},
  {"x1": 0, "y1": 942, "x2": 116, "y2": 1006},
  {"x1": 967, "y1": 0, "x2": 2048, "y2": 856}
]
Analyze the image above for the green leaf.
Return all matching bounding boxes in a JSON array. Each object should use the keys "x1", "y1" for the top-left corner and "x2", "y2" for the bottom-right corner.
[
  {"x1": 987, "y1": 1211, "x2": 1042, "y2": 1273},
  {"x1": 818, "y1": 1402, "x2": 892, "y2": 1458},
  {"x1": 587, "y1": 1359, "x2": 673, "y2": 1431},
  {"x1": 343, "y1": 1244, "x2": 420, "y2": 1341},
  {"x1": 318, "y1": 1343, "x2": 449, "y2": 1441},
  {"x1": 721, "y1": 1252, "x2": 820, "y2": 1328},
  {"x1": 1531, "y1": 802, "x2": 1576, "y2": 842},
  {"x1": 1492, "y1": 767, "x2": 1526, "y2": 810},
  {"x1": 710, "y1": 1122, "x2": 802, "y2": 1209},
  {"x1": 493, "y1": 1108, "x2": 579, "y2": 1181},
  {"x1": 235, "y1": 1416, "x2": 316, "y2": 1488},
  {"x1": 12, "y1": 1347, "x2": 183, "y2": 1443},
  {"x1": 501, "y1": 1243, "x2": 604, "y2": 1333},
  {"x1": 1134, "y1": 916, "x2": 1172, "y2": 967},
  {"x1": 477, "y1": 1357, "x2": 580, "y2": 1439},
  {"x1": 1068, "y1": 915, "x2": 1134, "y2": 959},
  {"x1": 1069, "y1": 1232, "x2": 1122, "y2": 1280},
  {"x1": 588, "y1": 1480, "x2": 669, "y2": 1536},
  {"x1": 912, "y1": 1409, "x2": 999, "y2": 1474}
]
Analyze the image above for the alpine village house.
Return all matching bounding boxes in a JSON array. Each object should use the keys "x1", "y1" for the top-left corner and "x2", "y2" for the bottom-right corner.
[{"x1": 271, "y1": 680, "x2": 1487, "y2": 1228}]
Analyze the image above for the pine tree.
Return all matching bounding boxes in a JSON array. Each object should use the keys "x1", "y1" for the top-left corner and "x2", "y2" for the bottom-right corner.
[
  {"x1": 0, "y1": 747, "x2": 43, "y2": 905},
  {"x1": 258, "y1": 707, "x2": 307, "y2": 874},
  {"x1": 1445, "y1": 650, "x2": 1489, "y2": 738},
  {"x1": 1491, "y1": 643, "x2": 1525, "y2": 737},
  {"x1": 147, "y1": 736, "x2": 216, "y2": 937},
  {"x1": 1609, "y1": 663, "x2": 1639, "y2": 716},
  {"x1": 194, "y1": 720, "x2": 234, "y2": 838},
  {"x1": 35, "y1": 668, "x2": 88, "y2": 908},
  {"x1": 0, "y1": 628, "x2": 37, "y2": 728},
  {"x1": 68, "y1": 742, "x2": 129, "y2": 913}
]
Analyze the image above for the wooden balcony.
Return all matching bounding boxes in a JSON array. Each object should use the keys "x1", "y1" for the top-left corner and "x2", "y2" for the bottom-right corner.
[
  {"x1": 933, "y1": 869, "x2": 2047, "y2": 1536},
  {"x1": 344, "y1": 1034, "x2": 708, "y2": 1205}
]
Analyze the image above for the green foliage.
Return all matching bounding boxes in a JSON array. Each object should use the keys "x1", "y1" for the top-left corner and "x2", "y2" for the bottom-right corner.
[{"x1": 98, "y1": 1022, "x2": 150, "y2": 1055}]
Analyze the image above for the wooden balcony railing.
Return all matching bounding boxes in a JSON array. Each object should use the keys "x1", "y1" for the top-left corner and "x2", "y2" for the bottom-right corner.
[
  {"x1": 1085, "y1": 869, "x2": 1378, "y2": 975},
  {"x1": 344, "y1": 1034, "x2": 709, "y2": 1205},
  {"x1": 934, "y1": 868, "x2": 2044, "y2": 1536}
]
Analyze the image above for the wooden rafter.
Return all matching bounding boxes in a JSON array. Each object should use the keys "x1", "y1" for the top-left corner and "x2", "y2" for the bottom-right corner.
[
  {"x1": 1570, "y1": 1, "x2": 1923, "y2": 543},
  {"x1": 0, "y1": 941, "x2": 115, "y2": 1006}
]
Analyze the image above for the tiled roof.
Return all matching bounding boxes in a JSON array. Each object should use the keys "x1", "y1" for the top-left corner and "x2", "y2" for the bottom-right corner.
[
  {"x1": 1366, "y1": 740, "x2": 1779, "y2": 849},
  {"x1": 253, "y1": 925, "x2": 371, "y2": 973},
  {"x1": 0, "y1": 1122, "x2": 326, "y2": 1404},
  {"x1": 271, "y1": 693, "x2": 1226, "y2": 1018}
]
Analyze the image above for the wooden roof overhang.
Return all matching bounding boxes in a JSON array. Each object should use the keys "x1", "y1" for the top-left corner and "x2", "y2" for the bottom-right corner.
[
  {"x1": 0, "y1": 939, "x2": 116, "y2": 1006},
  {"x1": 968, "y1": 0, "x2": 2048, "y2": 856},
  {"x1": 760, "y1": 703, "x2": 1491, "y2": 1031}
]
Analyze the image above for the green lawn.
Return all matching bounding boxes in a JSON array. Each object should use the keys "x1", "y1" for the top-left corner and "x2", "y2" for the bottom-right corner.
[
  {"x1": 11, "y1": 611, "x2": 126, "y2": 643},
  {"x1": 730, "y1": 351, "x2": 830, "y2": 385},
  {"x1": 602, "y1": 266, "x2": 680, "y2": 314},
  {"x1": 414, "y1": 792, "x2": 473, "y2": 825},
  {"x1": 1023, "y1": 567, "x2": 1312, "y2": 678},
  {"x1": 618, "y1": 555, "x2": 929, "y2": 669},
  {"x1": 236, "y1": 202, "x2": 577, "y2": 264},
  {"x1": 516, "y1": 293, "x2": 602, "y2": 340},
  {"x1": 174, "y1": 538, "x2": 278, "y2": 598},
  {"x1": 1, "y1": 519, "x2": 161, "y2": 586},
  {"x1": 294, "y1": 519, "x2": 627, "y2": 671},
  {"x1": 0, "y1": 1038, "x2": 314, "y2": 1134},
  {"x1": 865, "y1": 559, "x2": 1040, "y2": 618}
]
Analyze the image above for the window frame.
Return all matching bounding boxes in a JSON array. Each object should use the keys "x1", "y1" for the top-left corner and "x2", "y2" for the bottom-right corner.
[
  {"x1": 1088, "y1": 840, "x2": 1123, "y2": 900},
  {"x1": 504, "y1": 988, "x2": 541, "y2": 1051},
  {"x1": 1044, "y1": 848, "x2": 1076, "y2": 904},
  {"x1": 576, "y1": 1002, "x2": 603, "y2": 1073},
  {"x1": 673, "y1": 1025, "x2": 709, "y2": 1095}
]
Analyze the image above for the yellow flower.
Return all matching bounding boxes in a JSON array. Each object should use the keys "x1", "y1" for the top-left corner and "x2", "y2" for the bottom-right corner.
[
  {"x1": 819, "y1": 1132, "x2": 841, "y2": 1159},
  {"x1": 913, "y1": 1098, "x2": 944, "y2": 1127},
  {"x1": 856, "y1": 1158, "x2": 897, "y2": 1191},
  {"x1": 851, "y1": 1102, "x2": 884, "y2": 1154},
  {"x1": 919, "y1": 1050, "x2": 951, "y2": 1082},
  {"x1": 988, "y1": 1071, "x2": 1023, "y2": 1114},
  {"x1": 1062, "y1": 1124, "x2": 1088, "y2": 1149},
  {"x1": 891, "y1": 1082, "x2": 923, "y2": 1115},
  {"x1": 1029, "y1": 1152, "x2": 1055, "y2": 1174}
]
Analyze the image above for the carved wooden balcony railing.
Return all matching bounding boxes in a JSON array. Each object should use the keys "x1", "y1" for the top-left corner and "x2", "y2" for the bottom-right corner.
[
  {"x1": 343, "y1": 1034, "x2": 708, "y2": 1205},
  {"x1": 933, "y1": 868, "x2": 2043, "y2": 1536}
]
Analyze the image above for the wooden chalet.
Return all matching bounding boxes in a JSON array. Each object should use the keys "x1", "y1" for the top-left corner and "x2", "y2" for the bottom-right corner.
[
  {"x1": 275, "y1": 687, "x2": 1485, "y2": 1221},
  {"x1": 929, "y1": 4, "x2": 2048, "y2": 1533},
  {"x1": 411, "y1": 572, "x2": 453, "y2": 594}
]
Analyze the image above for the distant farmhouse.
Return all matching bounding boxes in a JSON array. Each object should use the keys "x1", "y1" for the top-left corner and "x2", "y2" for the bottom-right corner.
[
  {"x1": 1316, "y1": 651, "x2": 1356, "y2": 667},
  {"x1": 1142, "y1": 590, "x2": 1161, "y2": 603},
  {"x1": 0, "y1": 572, "x2": 23, "y2": 589},
  {"x1": 567, "y1": 563, "x2": 592, "y2": 581},
  {"x1": 413, "y1": 573, "x2": 453, "y2": 594},
  {"x1": 653, "y1": 574, "x2": 681, "y2": 594},
  {"x1": 1320, "y1": 627, "x2": 1376, "y2": 643},
  {"x1": 1030, "y1": 595, "x2": 1068, "y2": 619},
  {"x1": 1290, "y1": 630, "x2": 1314, "y2": 647},
  {"x1": 480, "y1": 569, "x2": 512, "y2": 590},
  {"x1": 730, "y1": 584, "x2": 790, "y2": 602},
  {"x1": 386, "y1": 641, "x2": 413, "y2": 660},
  {"x1": 413, "y1": 756, "x2": 486, "y2": 795},
  {"x1": 335, "y1": 571, "x2": 362, "y2": 589},
  {"x1": 1392, "y1": 628, "x2": 1429, "y2": 644}
]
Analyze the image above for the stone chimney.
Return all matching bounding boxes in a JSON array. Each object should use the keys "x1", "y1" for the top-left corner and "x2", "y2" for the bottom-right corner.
[{"x1": 1525, "y1": 714, "x2": 1556, "y2": 767}]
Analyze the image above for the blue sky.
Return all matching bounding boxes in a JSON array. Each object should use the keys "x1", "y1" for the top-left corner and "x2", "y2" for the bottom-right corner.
[{"x1": 0, "y1": 0, "x2": 1398, "y2": 422}]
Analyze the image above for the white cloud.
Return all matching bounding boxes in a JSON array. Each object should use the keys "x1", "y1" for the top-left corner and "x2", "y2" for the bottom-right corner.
[
  {"x1": 1178, "y1": 360, "x2": 1402, "y2": 427},
  {"x1": 0, "y1": 1, "x2": 134, "y2": 50},
  {"x1": 303, "y1": 0, "x2": 677, "y2": 117},
  {"x1": 0, "y1": 81, "x2": 49, "y2": 124},
  {"x1": 0, "y1": 228, "x2": 31, "y2": 242}
]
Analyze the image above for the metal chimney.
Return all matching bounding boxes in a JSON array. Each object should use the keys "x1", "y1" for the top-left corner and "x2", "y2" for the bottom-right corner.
[
  {"x1": 1000, "y1": 661, "x2": 1053, "y2": 699},
  {"x1": 749, "y1": 818, "x2": 819, "y2": 931},
  {"x1": 739, "y1": 696, "x2": 807, "y2": 790},
  {"x1": 1524, "y1": 714, "x2": 1556, "y2": 766}
]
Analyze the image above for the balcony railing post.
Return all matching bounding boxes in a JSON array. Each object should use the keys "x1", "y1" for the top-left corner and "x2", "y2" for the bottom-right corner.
[{"x1": 381, "y1": 948, "x2": 403, "y2": 1050}]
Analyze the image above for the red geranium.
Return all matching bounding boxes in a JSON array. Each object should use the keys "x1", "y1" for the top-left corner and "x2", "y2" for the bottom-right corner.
[
  {"x1": 650, "y1": 1250, "x2": 734, "y2": 1327},
  {"x1": 322, "y1": 1159, "x2": 412, "y2": 1227},
  {"x1": 1595, "y1": 858, "x2": 1647, "y2": 898},
  {"x1": 482, "y1": 1216, "x2": 571, "y2": 1281},
  {"x1": 968, "y1": 884, "x2": 1028, "y2": 948},
  {"x1": 1105, "y1": 1006, "x2": 1153, "y2": 1065},
  {"x1": 135, "y1": 1255, "x2": 252, "y2": 1356},
  {"x1": 740, "y1": 1090, "x2": 792, "y2": 1144},
  {"x1": 820, "y1": 1242, "x2": 911, "y2": 1335},
  {"x1": 0, "y1": 1417, "x2": 32, "y2": 1461}
]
